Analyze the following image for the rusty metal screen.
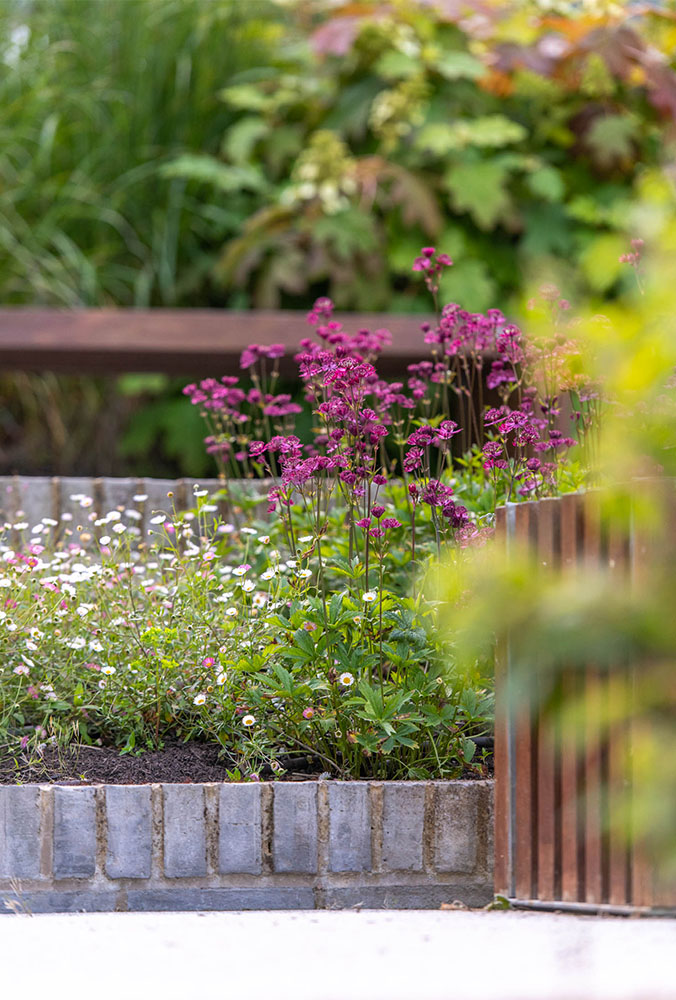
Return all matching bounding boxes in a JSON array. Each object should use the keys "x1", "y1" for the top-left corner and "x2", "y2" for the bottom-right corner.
[{"x1": 494, "y1": 493, "x2": 675, "y2": 915}]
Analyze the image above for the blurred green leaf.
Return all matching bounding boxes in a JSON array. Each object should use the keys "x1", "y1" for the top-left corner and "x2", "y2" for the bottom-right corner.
[
  {"x1": 161, "y1": 155, "x2": 268, "y2": 193},
  {"x1": 222, "y1": 116, "x2": 268, "y2": 163},
  {"x1": 433, "y1": 51, "x2": 486, "y2": 81},
  {"x1": 526, "y1": 165, "x2": 565, "y2": 202},
  {"x1": 445, "y1": 161, "x2": 512, "y2": 230},
  {"x1": 375, "y1": 51, "x2": 420, "y2": 80}
]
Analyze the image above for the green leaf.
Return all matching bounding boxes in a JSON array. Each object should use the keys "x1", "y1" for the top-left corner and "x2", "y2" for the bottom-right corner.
[
  {"x1": 218, "y1": 83, "x2": 271, "y2": 111},
  {"x1": 375, "y1": 51, "x2": 420, "y2": 80},
  {"x1": 272, "y1": 664, "x2": 295, "y2": 694},
  {"x1": 439, "y1": 258, "x2": 496, "y2": 312},
  {"x1": 520, "y1": 204, "x2": 573, "y2": 258},
  {"x1": 116, "y1": 373, "x2": 169, "y2": 396},
  {"x1": 445, "y1": 161, "x2": 511, "y2": 230},
  {"x1": 161, "y1": 155, "x2": 267, "y2": 193},
  {"x1": 433, "y1": 51, "x2": 486, "y2": 81},
  {"x1": 293, "y1": 628, "x2": 316, "y2": 658},
  {"x1": 310, "y1": 208, "x2": 378, "y2": 260},
  {"x1": 329, "y1": 591, "x2": 345, "y2": 623},
  {"x1": 585, "y1": 114, "x2": 638, "y2": 169},
  {"x1": 222, "y1": 116, "x2": 268, "y2": 164},
  {"x1": 526, "y1": 165, "x2": 565, "y2": 202},
  {"x1": 416, "y1": 116, "x2": 526, "y2": 156},
  {"x1": 580, "y1": 232, "x2": 625, "y2": 292}
]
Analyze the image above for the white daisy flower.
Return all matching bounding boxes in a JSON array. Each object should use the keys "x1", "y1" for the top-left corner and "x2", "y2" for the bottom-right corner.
[
  {"x1": 242, "y1": 714, "x2": 255, "y2": 727},
  {"x1": 241, "y1": 580, "x2": 255, "y2": 593},
  {"x1": 241, "y1": 527, "x2": 257, "y2": 535},
  {"x1": 296, "y1": 568, "x2": 312, "y2": 579},
  {"x1": 362, "y1": 591, "x2": 378, "y2": 603},
  {"x1": 101, "y1": 666, "x2": 116, "y2": 676},
  {"x1": 339, "y1": 672, "x2": 355, "y2": 687},
  {"x1": 232, "y1": 564, "x2": 251, "y2": 577},
  {"x1": 149, "y1": 514, "x2": 166, "y2": 525},
  {"x1": 216, "y1": 673, "x2": 227, "y2": 686},
  {"x1": 133, "y1": 494, "x2": 148, "y2": 502},
  {"x1": 260, "y1": 568, "x2": 276, "y2": 581},
  {"x1": 225, "y1": 608, "x2": 238, "y2": 617},
  {"x1": 193, "y1": 693, "x2": 206, "y2": 705}
]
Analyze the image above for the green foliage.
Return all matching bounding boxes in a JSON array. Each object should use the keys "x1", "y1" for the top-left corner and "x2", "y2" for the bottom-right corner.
[
  {"x1": 0, "y1": 0, "x2": 285, "y2": 307},
  {"x1": 0, "y1": 482, "x2": 493, "y2": 781},
  {"x1": 2, "y1": 0, "x2": 672, "y2": 314}
]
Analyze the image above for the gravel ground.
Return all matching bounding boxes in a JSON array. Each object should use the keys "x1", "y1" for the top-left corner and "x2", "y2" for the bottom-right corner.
[{"x1": 1, "y1": 908, "x2": 674, "y2": 1000}]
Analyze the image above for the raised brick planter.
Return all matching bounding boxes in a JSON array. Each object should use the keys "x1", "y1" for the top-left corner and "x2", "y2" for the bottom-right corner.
[{"x1": 0, "y1": 780, "x2": 493, "y2": 913}]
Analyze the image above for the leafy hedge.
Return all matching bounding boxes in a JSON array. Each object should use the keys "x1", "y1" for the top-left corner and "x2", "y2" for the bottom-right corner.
[{"x1": 1, "y1": 0, "x2": 675, "y2": 311}]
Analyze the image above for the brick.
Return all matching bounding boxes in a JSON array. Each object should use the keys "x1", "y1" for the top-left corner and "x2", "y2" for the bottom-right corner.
[
  {"x1": 434, "y1": 783, "x2": 479, "y2": 873},
  {"x1": 163, "y1": 785, "x2": 206, "y2": 878},
  {"x1": 142, "y1": 479, "x2": 184, "y2": 526},
  {"x1": 219, "y1": 784, "x2": 261, "y2": 874},
  {"x1": 0, "y1": 890, "x2": 118, "y2": 914},
  {"x1": 105, "y1": 785, "x2": 152, "y2": 879},
  {"x1": 0, "y1": 786, "x2": 41, "y2": 879},
  {"x1": 273, "y1": 783, "x2": 317, "y2": 874},
  {"x1": 15, "y1": 477, "x2": 55, "y2": 529},
  {"x1": 382, "y1": 782, "x2": 426, "y2": 872},
  {"x1": 99, "y1": 478, "x2": 141, "y2": 517},
  {"x1": 482, "y1": 784, "x2": 495, "y2": 875},
  {"x1": 58, "y1": 477, "x2": 97, "y2": 526},
  {"x1": 53, "y1": 787, "x2": 96, "y2": 879},
  {"x1": 324, "y1": 880, "x2": 493, "y2": 910},
  {"x1": 128, "y1": 887, "x2": 315, "y2": 912},
  {"x1": 328, "y1": 783, "x2": 371, "y2": 872}
]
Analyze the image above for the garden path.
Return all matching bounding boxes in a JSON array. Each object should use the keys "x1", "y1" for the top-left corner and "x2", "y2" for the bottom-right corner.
[{"x1": 1, "y1": 909, "x2": 673, "y2": 999}]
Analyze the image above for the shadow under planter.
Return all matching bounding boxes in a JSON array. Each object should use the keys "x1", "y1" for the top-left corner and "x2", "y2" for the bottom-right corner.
[{"x1": 0, "y1": 780, "x2": 493, "y2": 914}]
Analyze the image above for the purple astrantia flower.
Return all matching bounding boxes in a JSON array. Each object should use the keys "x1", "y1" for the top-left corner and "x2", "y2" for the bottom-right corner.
[
  {"x1": 240, "y1": 344, "x2": 285, "y2": 369},
  {"x1": 380, "y1": 517, "x2": 402, "y2": 531}
]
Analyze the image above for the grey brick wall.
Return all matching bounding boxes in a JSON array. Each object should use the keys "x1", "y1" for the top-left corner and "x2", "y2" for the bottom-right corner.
[{"x1": 0, "y1": 780, "x2": 493, "y2": 914}]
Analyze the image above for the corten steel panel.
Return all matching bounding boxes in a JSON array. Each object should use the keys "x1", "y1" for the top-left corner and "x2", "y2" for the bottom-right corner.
[
  {"x1": 559, "y1": 494, "x2": 581, "y2": 903},
  {"x1": 512, "y1": 502, "x2": 536, "y2": 901},
  {"x1": 496, "y1": 491, "x2": 674, "y2": 914},
  {"x1": 583, "y1": 492, "x2": 604, "y2": 905},
  {"x1": 534, "y1": 498, "x2": 558, "y2": 903},
  {"x1": 628, "y1": 513, "x2": 655, "y2": 909},
  {"x1": 606, "y1": 526, "x2": 631, "y2": 907},
  {"x1": 493, "y1": 505, "x2": 511, "y2": 897}
]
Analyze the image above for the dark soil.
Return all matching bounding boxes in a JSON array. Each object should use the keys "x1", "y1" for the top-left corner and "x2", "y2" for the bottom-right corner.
[{"x1": 0, "y1": 741, "x2": 493, "y2": 785}]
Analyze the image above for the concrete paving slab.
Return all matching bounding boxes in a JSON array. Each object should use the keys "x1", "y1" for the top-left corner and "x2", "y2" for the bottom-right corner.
[{"x1": 0, "y1": 909, "x2": 673, "y2": 1000}]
